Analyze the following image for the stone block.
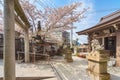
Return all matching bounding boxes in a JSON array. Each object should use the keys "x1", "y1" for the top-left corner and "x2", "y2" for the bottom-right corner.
[
  {"x1": 87, "y1": 71, "x2": 110, "y2": 80},
  {"x1": 87, "y1": 50, "x2": 110, "y2": 80},
  {"x1": 86, "y1": 50, "x2": 110, "y2": 62},
  {"x1": 88, "y1": 61, "x2": 107, "y2": 74}
]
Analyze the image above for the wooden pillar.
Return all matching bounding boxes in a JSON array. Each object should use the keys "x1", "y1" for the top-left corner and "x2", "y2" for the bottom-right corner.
[
  {"x1": 88, "y1": 34, "x2": 92, "y2": 52},
  {"x1": 116, "y1": 29, "x2": 120, "y2": 66},
  {"x1": 4, "y1": 0, "x2": 15, "y2": 80},
  {"x1": 102, "y1": 37, "x2": 105, "y2": 49},
  {"x1": 24, "y1": 29, "x2": 30, "y2": 62}
]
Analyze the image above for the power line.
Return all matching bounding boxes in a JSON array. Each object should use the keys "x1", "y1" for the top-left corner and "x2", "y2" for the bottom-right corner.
[{"x1": 88, "y1": 8, "x2": 120, "y2": 14}]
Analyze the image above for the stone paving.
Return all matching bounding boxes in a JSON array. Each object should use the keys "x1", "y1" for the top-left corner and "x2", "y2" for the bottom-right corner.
[
  {"x1": 52, "y1": 56, "x2": 91, "y2": 80},
  {"x1": 0, "y1": 56, "x2": 120, "y2": 80},
  {"x1": 51, "y1": 56, "x2": 120, "y2": 80},
  {"x1": 0, "y1": 60, "x2": 58, "y2": 80}
]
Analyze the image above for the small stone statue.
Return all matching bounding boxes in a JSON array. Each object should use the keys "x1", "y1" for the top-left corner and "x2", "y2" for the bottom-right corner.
[{"x1": 91, "y1": 39, "x2": 104, "y2": 52}]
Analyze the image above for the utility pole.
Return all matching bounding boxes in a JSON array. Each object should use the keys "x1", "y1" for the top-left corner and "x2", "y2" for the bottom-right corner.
[
  {"x1": 4, "y1": 0, "x2": 15, "y2": 80},
  {"x1": 70, "y1": 26, "x2": 73, "y2": 48},
  {"x1": 70, "y1": 12, "x2": 73, "y2": 48}
]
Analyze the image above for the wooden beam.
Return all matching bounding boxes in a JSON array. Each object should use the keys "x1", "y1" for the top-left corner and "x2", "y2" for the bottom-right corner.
[
  {"x1": 15, "y1": 14, "x2": 26, "y2": 30},
  {"x1": 14, "y1": 0, "x2": 30, "y2": 28},
  {"x1": 96, "y1": 33, "x2": 116, "y2": 39}
]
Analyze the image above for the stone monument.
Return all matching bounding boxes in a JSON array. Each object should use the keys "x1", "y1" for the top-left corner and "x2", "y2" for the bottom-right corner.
[{"x1": 86, "y1": 39, "x2": 110, "y2": 80}]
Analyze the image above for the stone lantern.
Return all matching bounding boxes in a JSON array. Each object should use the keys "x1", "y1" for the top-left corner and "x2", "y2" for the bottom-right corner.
[{"x1": 86, "y1": 39, "x2": 110, "y2": 80}]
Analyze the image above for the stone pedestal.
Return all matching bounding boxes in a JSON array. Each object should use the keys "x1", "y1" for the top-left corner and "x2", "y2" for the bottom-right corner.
[
  {"x1": 86, "y1": 50, "x2": 110, "y2": 80},
  {"x1": 64, "y1": 47, "x2": 73, "y2": 62}
]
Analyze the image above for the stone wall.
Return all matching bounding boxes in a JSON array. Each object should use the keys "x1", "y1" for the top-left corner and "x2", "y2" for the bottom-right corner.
[{"x1": 116, "y1": 29, "x2": 120, "y2": 66}]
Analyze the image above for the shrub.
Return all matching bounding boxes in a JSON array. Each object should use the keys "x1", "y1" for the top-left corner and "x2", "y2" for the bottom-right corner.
[{"x1": 76, "y1": 53, "x2": 86, "y2": 58}]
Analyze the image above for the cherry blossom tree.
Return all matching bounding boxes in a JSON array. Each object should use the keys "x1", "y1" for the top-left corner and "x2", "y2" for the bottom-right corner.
[
  {"x1": 20, "y1": 0, "x2": 89, "y2": 44},
  {"x1": 0, "y1": 1, "x2": 3, "y2": 31},
  {"x1": 20, "y1": 0, "x2": 42, "y2": 31},
  {"x1": 20, "y1": 0, "x2": 88, "y2": 32},
  {"x1": 0, "y1": 0, "x2": 89, "y2": 43}
]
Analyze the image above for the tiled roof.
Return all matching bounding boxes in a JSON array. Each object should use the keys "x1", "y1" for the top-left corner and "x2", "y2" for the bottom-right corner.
[
  {"x1": 77, "y1": 10, "x2": 120, "y2": 35},
  {"x1": 99, "y1": 10, "x2": 120, "y2": 24}
]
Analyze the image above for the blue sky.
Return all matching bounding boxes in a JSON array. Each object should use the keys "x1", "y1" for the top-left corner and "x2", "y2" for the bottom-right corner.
[
  {"x1": 49, "y1": 0, "x2": 120, "y2": 44},
  {"x1": 93, "y1": 0, "x2": 120, "y2": 23}
]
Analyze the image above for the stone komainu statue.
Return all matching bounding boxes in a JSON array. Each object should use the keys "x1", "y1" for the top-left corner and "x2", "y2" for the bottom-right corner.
[{"x1": 91, "y1": 39, "x2": 104, "y2": 52}]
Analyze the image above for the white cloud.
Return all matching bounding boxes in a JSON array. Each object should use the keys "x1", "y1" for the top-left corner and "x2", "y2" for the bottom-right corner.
[{"x1": 76, "y1": 0, "x2": 96, "y2": 30}]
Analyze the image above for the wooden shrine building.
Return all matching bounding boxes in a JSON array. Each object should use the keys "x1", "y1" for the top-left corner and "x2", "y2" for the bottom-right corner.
[{"x1": 77, "y1": 10, "x2": 120, "y2": 66}]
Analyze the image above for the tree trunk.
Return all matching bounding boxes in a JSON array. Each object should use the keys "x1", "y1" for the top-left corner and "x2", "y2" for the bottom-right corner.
[{"x1": 4, "y1": 0, "x2": 15, "y2": 80}]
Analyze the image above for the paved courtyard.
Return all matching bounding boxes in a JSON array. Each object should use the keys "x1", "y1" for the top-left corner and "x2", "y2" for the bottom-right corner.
[
  {"x1": 0, "y1": 56, "x2": 120, "y2": 80},
  {"x1": 51, "y1": 56, "x2": 120, "y2": 80},
  {"x1": 0, "y1": 60, "x2": 58, "y2": 80},
  {"x1": 51, "y1": 56, "x2": 90, "y2": 80}
]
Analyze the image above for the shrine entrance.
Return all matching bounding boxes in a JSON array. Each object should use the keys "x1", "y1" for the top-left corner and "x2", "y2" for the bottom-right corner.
[{"x1": 104, "y1": 36, "x2": 116, "y2": 58}]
